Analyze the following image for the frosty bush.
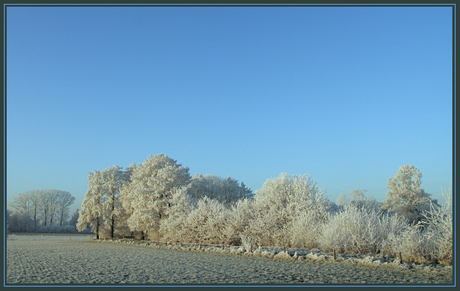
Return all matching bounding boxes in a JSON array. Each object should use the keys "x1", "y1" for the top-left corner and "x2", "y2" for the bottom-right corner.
[
  {"x1": 224, "y1": 198, "x2": 255, "y2": 245},
  {"x1": 184, "y1": 197, "x2": 230, "y2": 244},
  {"x1": 419, "y1": 187, "x2": 453, "y2": 264},
  {"x1": 381, "y1": 222, "x2": 427, "y2": 262},
  {"x1": 290, "y1": 211, "x2": 325, "y2": 249},
  {"x1": 250, "y1": 173, "x2": 330, "y2": 247},
  {"x1": 161, "y1": 191, "x2": 231, "y2": 244},
  {"x1": 319, "y1": 206, "x2": 406, "y2": 254},
  {"x1": 380, "y1": 187, "x2": 453, "y2": 265}
]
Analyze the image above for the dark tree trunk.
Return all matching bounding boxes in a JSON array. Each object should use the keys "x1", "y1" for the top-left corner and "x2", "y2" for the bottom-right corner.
[
  {"x1": 111, "y1": 217, "x2": 114, "y2": 239},
  {"x1": 34, "y1": 209, "x2": 37, "y2": 229},
  {"x1": 110, "y1": 200, "x2": 115, "y2": 239},
  {"x1": 96, "y1": 217, "x2": 100, "y2": 240}
]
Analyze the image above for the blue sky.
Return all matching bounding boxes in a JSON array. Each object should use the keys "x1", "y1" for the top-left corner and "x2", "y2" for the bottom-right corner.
[{"x1": 6, "y1": 5, "x2": 453, "y2": 213}]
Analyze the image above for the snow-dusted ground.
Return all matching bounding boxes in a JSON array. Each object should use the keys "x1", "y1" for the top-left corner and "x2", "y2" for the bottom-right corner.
[{"x1": 6, "y1": 234, "x2": 453, "y2": 285}]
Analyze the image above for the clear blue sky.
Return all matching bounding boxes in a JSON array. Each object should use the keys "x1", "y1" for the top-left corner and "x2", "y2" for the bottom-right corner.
[{"x1": 6, "y1": 5, "x2": 453, "y2": 213}]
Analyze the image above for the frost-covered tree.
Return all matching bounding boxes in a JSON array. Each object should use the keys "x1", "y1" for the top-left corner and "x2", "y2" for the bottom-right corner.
[
  {"x1": 30, "y1": 190, "x2": 41, "y2": 228},
  {"x1": 10, "y1": 190, "x2": 44, "y2": 229},
  {"x1": 10, "y1": 189, "x2": 74, "y2": 229},
  {"x1": 9, "y1": 191, "x2": 34, "y2": 228},
  {"x1": 382, "y1": 165, "x2": 435, "y2": 224},
  {"x1": 9, "y1": 192, "x2": 32, "y2": 216},
  {"x1": 68, "y1": 208, "x2": 80, "y2": 227},
  {"x1": 77, "y1": 170, "x2": 104, "y2": 238},
  {"x1": 189, "y1": 174, "x2": 253, "y2": 206},
  {"x1": 77, "y1": 166, "x2": 131, "y2": 238},
  {"x1": 39, "y1": 189, "x2": 62, "y2": 226},
  {"x1": 100, "y1": 165, "x2": 131, "y2": 238},
  {"x1": 121, "y1": 154, "x2": 191, "y2": 239}
]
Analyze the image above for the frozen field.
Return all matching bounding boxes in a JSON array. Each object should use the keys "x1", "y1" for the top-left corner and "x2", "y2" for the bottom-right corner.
[{"x1": 6, "y1": 234, "x2": 453, "y2": 285}]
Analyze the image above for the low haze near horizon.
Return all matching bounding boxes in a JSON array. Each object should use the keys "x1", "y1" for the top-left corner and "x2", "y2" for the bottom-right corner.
[{"x1": 6, "y1": 5, "x2": 453, "y2": 214}]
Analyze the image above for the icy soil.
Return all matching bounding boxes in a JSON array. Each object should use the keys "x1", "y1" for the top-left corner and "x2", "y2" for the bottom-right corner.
[{"x1": 6, "y1": 234, "x2": 453, "y2": 285}]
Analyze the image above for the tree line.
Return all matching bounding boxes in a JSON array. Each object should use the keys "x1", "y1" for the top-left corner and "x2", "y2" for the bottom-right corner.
[
  {"x1": 74, "y1": 153, "x2": 452, "y2": 265},
  {"x1": 7, "y1": 189, "x2": 77, "y2": 233}
]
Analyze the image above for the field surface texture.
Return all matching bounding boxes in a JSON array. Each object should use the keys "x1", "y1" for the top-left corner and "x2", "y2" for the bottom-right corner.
[{"x1": 6, "y1": 235, "x2": 453, "y2": 285}]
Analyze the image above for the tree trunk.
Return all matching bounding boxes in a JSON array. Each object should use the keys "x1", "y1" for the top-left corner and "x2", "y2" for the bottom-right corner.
[
  {"x1": 60, "y1": 211, "x2": 64, "y2": 226},
  {"x1": 34, "y1": 209, "x2": 37, "y2": 229},
  {"x1": 96, "y1": 217, "x2": 100, "y2": 240},
  {"x1": 111, "y1": 200, "x2": 115, "y2": 239},
  {"x1": 111, "y1": 217, "x2": 114, "y2": 239}
]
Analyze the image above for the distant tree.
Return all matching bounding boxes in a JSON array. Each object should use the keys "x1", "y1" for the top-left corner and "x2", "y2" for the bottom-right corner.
[
  {"x1": 189, "y1": 174, "x2": 253, "y2": 206},
  {"x1": 69, "y1": 208, "x2": 80, "y2": 227},
  {"x1": 382, "y1": 165, "x2": 436, "y2": 224},
  {"x1": 10, "y1": 189, "x2": 74, "y2": 229},
  {"x1": 56, "y1": 191, "x2": 76, "y2": 226},
  {"x1": 346, "y1": 189, "x2": 380, "y2": 212},
  {"x1": 39, "y1": 189, "x2": 61, "y2": 226},
  {"x1": 120, "y1": 154, "x2": 191, "y2": 239},
  {"x1": 336, "y1": 193, "x2": 350, "y2": 207},
  {"x1": 7, "y1": 210, "x2": 33, "y2": 232},
  {"x1": 30, "y1": 190, "x2": 41, "y2": 228},
  {"x1": 9, "y1": 191, "x2": 33, "y2": 224}
]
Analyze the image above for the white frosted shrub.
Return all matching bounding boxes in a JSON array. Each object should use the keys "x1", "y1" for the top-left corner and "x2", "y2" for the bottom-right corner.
[
  {"x1": 159, "y1": 186, "x2": 196, "y2": 243},
  {"x1": 290, "y1": 211, "x2": 325, "y2": 249},
  {"x1": 245, "y1": 208, "x2": 274, "y2": 247},
  {"x1": 382, "y1": 223, "x2": 426, "y2": 262},
  {"x1": 183, "y1": 197, "x2": 230, "y2": 244},
  {"x1": 319, "y1": 206, "x2": 406, "y2": 254},
  {"x1": 252, "y1": 173, "x2": 330, "y2": 247},
  {"x1": 420, "y1": 193, "x2": 453, "y2": 263},
  {"x1": 381, "y1": 187, "x2": 453, "y2": 264},
  {"x1": 224, "y1": 198, "x2": 255, "y2": 245}
]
